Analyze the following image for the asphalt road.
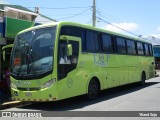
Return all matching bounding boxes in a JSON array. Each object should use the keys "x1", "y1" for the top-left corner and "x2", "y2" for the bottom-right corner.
[{"x1": 2, "y1": 76, "x2": 160, "y2": 120}]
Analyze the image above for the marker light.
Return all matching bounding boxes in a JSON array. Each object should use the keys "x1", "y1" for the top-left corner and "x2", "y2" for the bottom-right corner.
[
  {"x1": 41, "y1": 79, "x2": 56, "y2": 89},
  {"x1": 11, "y1": 82, "x2": 17, "y2": 89}
]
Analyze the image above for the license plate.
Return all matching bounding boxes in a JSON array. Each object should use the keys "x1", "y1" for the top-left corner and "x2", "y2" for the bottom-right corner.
[
  {"x1": 14, "y1": 91, "x2": 18, "y2": 96},
  {"x1": 25, "y1": 92, "x2": 32, "y2": 96}
]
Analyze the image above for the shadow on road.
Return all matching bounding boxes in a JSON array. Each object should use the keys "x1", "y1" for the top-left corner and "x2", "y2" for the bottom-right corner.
[{"x1": 17, "y1": 81, "x2": 160, "y2": 111}]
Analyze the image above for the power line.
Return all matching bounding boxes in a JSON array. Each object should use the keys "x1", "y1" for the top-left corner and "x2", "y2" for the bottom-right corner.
[
  {"x1": 56, "y1": 8, "x2": 90, "y2": 20},
  {"x1": 95, "y1": 8, "x2": 160, "y2": 44},
  {"x1": 97, "y1": 16, "x2": 138, "y2": 37},
  {"x1": 97, "y1": 16, "x2": 160, "y2": 44},
  {"x1": 144, "y1": 36, "x2": 160, "y2": 45},
  {"x1": 89, "y1": 5, "x2": 160, "y2": 44},
  {"x1": 96, "y1": 7, "x2": 125, "y2": 24},
  {"x1": 45, "y1": 13, "x2": 92, "y2": 17},
  {"x1": 95, "y1": 9, "x2": 158, "y2": 44},
  {"x1": 27, "y1": 4, "x2": 160, "y2": 45},
  {"x1": 86, "y1": 19, "x2": 92, "y2": 24},
  {"x1": 27, "y1": 6, "x2": 91, "y2": 10}
]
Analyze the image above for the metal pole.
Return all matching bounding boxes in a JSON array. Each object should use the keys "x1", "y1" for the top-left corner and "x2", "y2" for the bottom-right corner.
[{"x1": 92, "y1": 0, "x2": 96, "y2": 27}]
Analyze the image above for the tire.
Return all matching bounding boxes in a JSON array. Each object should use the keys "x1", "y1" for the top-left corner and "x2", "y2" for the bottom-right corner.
[
  {"x1": 140, "y1": 72, "x2": 146, "y2": 86},
  {"x1": 86, "y1": 79, "x2": 99, "y2": 100}
]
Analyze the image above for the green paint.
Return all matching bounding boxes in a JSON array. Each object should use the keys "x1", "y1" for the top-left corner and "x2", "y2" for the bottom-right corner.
[
  {"x1": 5, "y1": 17, "x2": 34, "y2": 38},
  {"x1": 10, "y1": 22, "x2": 155, "y2": 102}
]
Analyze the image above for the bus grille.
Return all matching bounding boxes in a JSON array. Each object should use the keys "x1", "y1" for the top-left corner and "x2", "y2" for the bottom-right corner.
[{"x1": 17, "y1": 87, "x2": 41, "y2": 91}]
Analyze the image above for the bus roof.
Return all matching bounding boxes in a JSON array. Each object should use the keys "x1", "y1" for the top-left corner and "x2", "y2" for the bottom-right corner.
[{"x1": 17, "y1": 21, "x2": 151, "y2": 44}]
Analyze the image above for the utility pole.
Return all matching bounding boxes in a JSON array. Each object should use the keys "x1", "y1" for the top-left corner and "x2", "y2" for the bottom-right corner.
[
  {"x1": 35, "y1": 7, "x2": 39, "y2": 14},
  {"x1": 92, "y1": 0, "x2": 96, "y2": 27}
]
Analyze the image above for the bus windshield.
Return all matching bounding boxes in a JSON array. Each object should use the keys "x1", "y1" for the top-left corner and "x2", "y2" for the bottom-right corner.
[{"x1": 10, "y1": 27, "x2": 56, "y2": 79}]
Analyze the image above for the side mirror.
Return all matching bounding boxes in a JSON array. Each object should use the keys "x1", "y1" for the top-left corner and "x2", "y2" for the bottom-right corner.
[
  {"x1": 67, "y1": 44, "x2": 72, "y2": 56},
  {"x1": 3, "y1": 51, "x2": 5, "y2": 61}
]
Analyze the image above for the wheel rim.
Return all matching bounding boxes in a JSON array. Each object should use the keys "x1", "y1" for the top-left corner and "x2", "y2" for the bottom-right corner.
[
  {"x1": 141, "y1": 73, "x2": 146, "y2": 85},
  {"x1": 88, "y1": 80, "x2": 98, "y2": 99}
]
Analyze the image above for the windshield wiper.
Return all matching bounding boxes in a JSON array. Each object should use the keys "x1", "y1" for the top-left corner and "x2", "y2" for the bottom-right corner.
[{"x1": 17, "y1": 65, "x2": 22, "y2": 77}]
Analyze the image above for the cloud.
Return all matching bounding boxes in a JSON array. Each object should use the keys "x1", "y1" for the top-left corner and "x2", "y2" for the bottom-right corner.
[
  {"x1": 106, "y1": 22, "x2": 139, "y2": 33},
  {"x1": 147, "y1": 34, "x2": 160, "y2": 39},
  {"x1": 144, "y1": 34, "x2": 160, "y2": 45},
  {"x1": 157, "y1": 27, "x2": 160, "y2": 32}
]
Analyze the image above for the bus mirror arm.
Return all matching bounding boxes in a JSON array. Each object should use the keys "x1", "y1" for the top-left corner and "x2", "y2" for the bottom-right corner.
[
  {"x1": 3, "y1": 51, "x2": 5, "y2": 61},
  {"x1": 67, "y1": 44, "x2": 72, "y2": 56},
  {"x1": 60, "y1": 35, "x2": 73, "y2": 56}
]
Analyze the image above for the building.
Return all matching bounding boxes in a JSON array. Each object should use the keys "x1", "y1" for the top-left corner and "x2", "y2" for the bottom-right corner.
[
  {"x1": 144, "y1": 36, "x2": 160, "y2": 69},
  {"x1": 0, "y1": 4, "x2": 56, "y2": 44},
  {"x1": 153, "y1": 45, "x2": 160, "y2": 69},
  {"x1": 0, "y1": 4, "x2": 56, "y2": 82}
]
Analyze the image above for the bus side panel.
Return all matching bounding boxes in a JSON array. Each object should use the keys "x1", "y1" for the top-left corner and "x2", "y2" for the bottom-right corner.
[
  {"x1": 101, "y1": 54, "x2": 119, "y2": 89},
  {"x1": 142, "y1": 56, "x2": 155, "y2": 80},
  {"x1": 117, "y1": 55, "x2": 129, "y2": 85},
  {"x1": 57, "y1": 69, "x2": 87, "y2": 100},
  {"x1": 128, "y1": 56, "x2": 141, "y2": 83}
]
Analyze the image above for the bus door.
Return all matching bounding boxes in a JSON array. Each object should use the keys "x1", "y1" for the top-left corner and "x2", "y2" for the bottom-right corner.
[
  {"x1": 2, "y1": 44, "x2": 13, "y2": 77},
  {"x1": 58, "y1": 36, "x2": 82, "y2": 99}
]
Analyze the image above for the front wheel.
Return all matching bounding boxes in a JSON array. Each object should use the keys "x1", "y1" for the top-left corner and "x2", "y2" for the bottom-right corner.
[
  {"x1": 86, "y1": 79, "x2": 99, "y2": 100},
  {"x1": 140, "y1": 72, "x2": 146, "y2": 86}
]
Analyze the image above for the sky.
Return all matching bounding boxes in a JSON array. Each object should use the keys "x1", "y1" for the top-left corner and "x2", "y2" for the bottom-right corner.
[{"x1": 1, "y1": 0, "x2": 160, "y2": 44}]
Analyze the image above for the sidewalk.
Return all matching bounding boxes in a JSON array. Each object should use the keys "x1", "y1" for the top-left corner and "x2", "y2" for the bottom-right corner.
[
  {"x1": 0, "y1": 100, "x2": 31, "y2": 110},
  {"x1": 156, "y1": 69, "x2": 160, "y2": 77}
]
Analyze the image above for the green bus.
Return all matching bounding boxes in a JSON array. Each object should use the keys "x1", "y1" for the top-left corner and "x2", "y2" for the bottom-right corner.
[
  {"x1": 2, "y1": 44, "x2": 13, "y2": 78},
  {"x1": 10, "y1": 22, "x2": 155, "y2": 101},
  {"x1": 2, "y1": 44, "x2": 13, "y2": 61}
]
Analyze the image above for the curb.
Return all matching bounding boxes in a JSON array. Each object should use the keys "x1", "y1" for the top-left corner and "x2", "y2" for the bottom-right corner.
[
  {"x1": 155, "y1": 70, "x2": 160, "y2": 77},
  {"x1": 0, "y1": 101, "x2": 31, "y2": 110}
]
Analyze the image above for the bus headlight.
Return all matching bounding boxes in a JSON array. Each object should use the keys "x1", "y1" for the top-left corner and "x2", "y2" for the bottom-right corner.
[
  {"x1": 11, "y1": 83, "x2": 17, "y2": 89},
  {"x1": 41, "y1": 79, "x2": 56, "y2": 89}
]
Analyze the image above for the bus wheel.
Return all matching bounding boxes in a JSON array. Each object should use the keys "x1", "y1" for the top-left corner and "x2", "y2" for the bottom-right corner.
[
  {"x1": 87, "y1": 79, "x2": 99, "y2": 100},
  {"x1": 140, "y1": 72, "x2": 146, "y2": 85}
]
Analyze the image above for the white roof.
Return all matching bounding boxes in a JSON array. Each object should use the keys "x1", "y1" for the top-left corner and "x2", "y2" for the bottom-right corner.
[{"x1": 4, "y1": 6, "x2": 38, "y2": 16}]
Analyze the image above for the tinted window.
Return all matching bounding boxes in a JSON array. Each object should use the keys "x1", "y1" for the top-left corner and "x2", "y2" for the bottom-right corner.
[
  {"x1": 11, "y1": 27, "x2": 56, "y2": 79},
  {"x1": 144, "y1": 44, "x2": 150, "y2": 55},
  {"x1": 58, "y1": 40, "x2": 79, "y2": 80},
  {"x1": 60, "y1": 26, "x2": 81, "y2": 37},
  {"x1": 86, "y1": 31, "x2": 99, "y2": 52},
  {"x1": 149, "y1": 44, "x2": 153, "y2": 56},
  {"x1": 101, "y1": 34, "x2": 113, "y2": 53},
  {"x1": 137, "y1": 42, "x2": 144, "y2": 55},
  {"x1": 126, "y1": 40, "x2": 136, "y2": 54},
  {"x1": 116, "y1": 37, "x2": 127, "y2": 54},
  {"x1": 82, "y1": 30, "x2": 86, "y2": 52}
]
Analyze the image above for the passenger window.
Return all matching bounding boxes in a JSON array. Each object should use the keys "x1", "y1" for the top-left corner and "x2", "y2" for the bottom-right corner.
[
  {"x1": 82, "y1": 30, "x2": 86, "y2": 52},
  {"x1": 86, "y1": 31, "x2": 100, "y2": 52},
  {"x1": 126, "y1": 40, "x2": 136, "y2": 54},
  {"x1": 144, "y1": 44, "x2": 150, "y2": 56},
  {"x1": 116, "y1": 37, "x2": 127, "y2": 54},
  {"x1": 137, "y1": 42, "x2": 144, "y2": 55},
  {"x1": 149, "y1": 45, "x2": 153, "y2": 56},
  {"x1": 60, "y1": 26, "x2": 81, "y2": 37},
  {"x1": 101, "y1": 34, "x2": 113, "y2": 53}
]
